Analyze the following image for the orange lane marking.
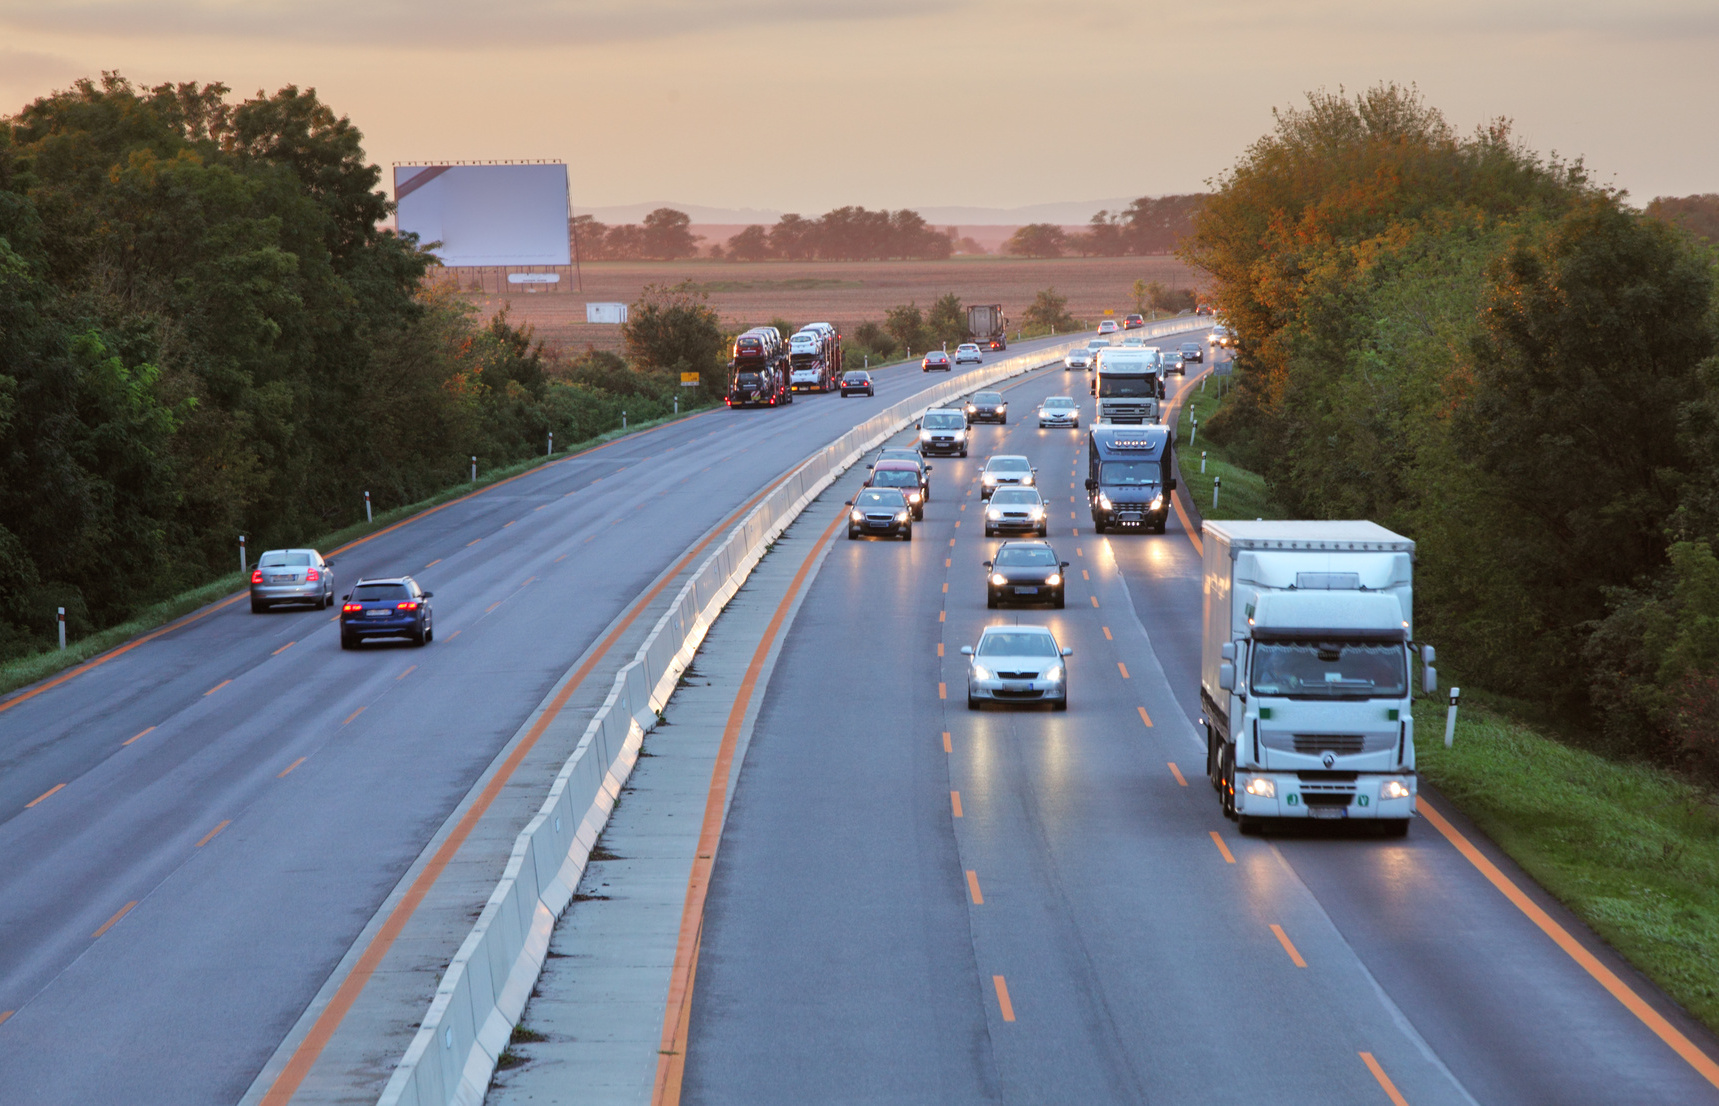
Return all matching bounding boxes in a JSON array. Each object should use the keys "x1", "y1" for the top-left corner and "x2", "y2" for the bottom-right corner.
[
  {"x1": 1117, "y1": 662, "x2": 1130, "y2": 679},
  {"x1": 424, "y1": 559, "x2": 441, "y2": 568},
  {"x1": 938, "y1": 682, "x2": 947, "y2": 700},
  {"x1": 1168, "y1": 762, "x2": 1188, "y2": 786},
  {"x1": 1209, "y1": 831, "x2": 1236, "y2": 864},
  {"x1": 445, "y1": 630, "x2": 461, "y2": 640},
  {"x1": 123, "y1": 726, "x2": 155, "y2": 746},
  {"x1": 942, "y1": 582, "x2": 949, "y2": 593},
  {"x1": 195, "y1": 820, "x2": 232, "y2": 848},
  {"x1": 397, "y1": 665, "x2": 416, "y2": 680},
  {"x1": 92, "y1": 901, "x2": 137, "y2": 939},
  {"x1": 521, "y1": 576, "x2": 536, "y2": 586},
  {"x1": 1138, "y1": 706, "x2": 1153, "y2": 728},
  {"x1": 939, "y1": 610, "x2": 946, "y2": 622},
  {"x1": 535, "y1": 504, "x2": 546, "y2": 511},
  {"x1": 0, "y1": 1011, "x2": 11, "y2": 1027},
  {"x1": 1417, "y1": 796, "x2": 1719, "y2": 1089},
  {"x1": 204, "y1": 679, "x2": 231, "y2": 696},
  {"x1": 944, "y1": 558, "x2": 951, "y2": 568},
  {"x1": 503, "y1": 520, "x2": 515, "y2": 528},
  {"x1": 954, "y1": 520, "x2": 961, "y2": 529},
  {"x1": 948, "y1": 538, "x2": 956, "y2": 547},
  {"x1": 993, "y1": 975, "x2": 1016, "y2": 1022},
  {"x1": 272, "y1": 641, "x2": 295, "y2": 656},
  {"x1": 485, "y1": 602, "x2": 501, "y2": 614},
  {"x1": 278, "y1": 757, "x2": 306, "y2": 778},
  {"x1": 966, "y1": 870, "x2": 984, "y2": 905},
  {"x1": 1271, "y1": 924, "x2": 1307, "y2": 968},
  {"x1": 466, "y1": 539, "x2": 481, "y2": 547},
  {"x1": 960, "y1": 503, "x2": 966, "y2": 511},
  {"x1": 951, "y1": 791, "x2": 964, "y2": 818},
  {"x1": 555, "y1": 553, "x2": 569, "y2": 562},
  {"x1": 1072, "y1": 527, "x2": 1079, "y2": 536},
  {"x1": 270, "y1": 473, "x2": 789, "y2": 1106},
  {"x1": 1359, "y1": 1053, "x2": 1411, "y2": 1106},
  {"x1": 1089, "y1": 596, "x2": 1099, "y2": 608},
  {"x1": 1082, "y1": 569, "x2": 1090, "y2": 580},
  {"x1": 652, "y1": 507, "x2": 846, "y2": 1106},
  {"x1": 1102, "y1": 626, "x2": 1112, "y2": 640},
  {"x1": 942, "y1": 731, "x2": 952, "y2": 753},
  {"x1": 1076, "y1": 548, "x2": 1083, "y2": 557},
  {"x1": 343, "y1": 707, "x2": 365, "y2": 725},
  {"x1": 26, "y1": 783, "x2": 65, "y2": 808},
  {"x1": 1070, "y1": 511, "x2": 1077, "y2": 519},
  {"x1": 937, "y1": 643, "x2": 944, "y2": 657}
]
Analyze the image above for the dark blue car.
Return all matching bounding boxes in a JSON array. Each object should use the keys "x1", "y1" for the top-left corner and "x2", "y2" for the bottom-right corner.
[{"x1": 340, "y1": 576, "x2": 434, "y2": 648}]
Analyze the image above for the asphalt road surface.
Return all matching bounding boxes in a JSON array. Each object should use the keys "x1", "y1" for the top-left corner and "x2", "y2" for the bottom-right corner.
[
  {"x1": 684, "y1": 361, "x2": 1719, "y2": 1105},
  {"x1": 0, "y1": 338, "x2": 1069, "y2": 1104}
]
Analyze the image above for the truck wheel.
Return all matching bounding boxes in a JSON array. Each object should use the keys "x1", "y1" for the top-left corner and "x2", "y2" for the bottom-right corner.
[
  {"x1": 1220, "y1": 746, "x2": 1238, "y2": 820},
  {"x1": 1206, "y1": 725, "x2": 1220, "y2": 788},
  {"x1": 1094, "y1": 518, "x2": 1107, "y2": 534},
  {"x1": 1379, "y1": 819, "x2": 1411, "y2": 839},
  {"x1": 1238, "y1": 815, "x2": 1264, "y2": 836}
]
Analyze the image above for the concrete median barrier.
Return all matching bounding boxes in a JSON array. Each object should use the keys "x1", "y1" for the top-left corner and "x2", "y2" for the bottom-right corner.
[{"x1": 376, "y1": 320, "x2": 1211, "y2": 1106}]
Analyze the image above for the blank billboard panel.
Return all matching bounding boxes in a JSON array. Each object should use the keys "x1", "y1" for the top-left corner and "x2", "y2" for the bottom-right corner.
[{"x1": 395, "y1": 164, "x2": 571, "y2": 267}]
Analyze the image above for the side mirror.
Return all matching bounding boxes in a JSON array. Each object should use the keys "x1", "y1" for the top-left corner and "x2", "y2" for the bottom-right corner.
[
  {"x1": 1167, "y1": 478, "x2": 1178, "y2": 491},
  {"x1": 866, "y1": 463, "x2": 874, "y2": 469},
  {"x1": 422, "y1": 591, "x2": 434, "y2": 598},
  {"x1": 1061, "y1": 647, "x2": 1074, "y2": 657},
  {"x1": 1220, "y1": 642, "x2": 1236, "y2": 661},
  {"x1": 982, "y1": 560, "x2": 992, "y2": 568},
  {"x1": 324, "y1": 560, "x2": 335, "y2": 568},
  {"x1": 342, "y1": 593, "x2": 352, "y2": 601},
  {"x1": 925, "y1": 465, "x2": 933, "y2": 472},
  {"x1": 960, "y1": 646, "x2": 974, "y2": 656},
  {"x1": 1084, "y1": 478, "x2": 1096, "y2": 491},
  {"x1": 1421, "y1": 644, "x2": 1436, "y2": 666},
  {"x1": 1218, "y1": 662, "x2": 1236, "y2": 691},
  {"x1": 1060, "y1": 561, "x2": 1070, "y2": 568},
  {"x1": 1422, "y1": 667, "x2": 1438, "y2": 695}
]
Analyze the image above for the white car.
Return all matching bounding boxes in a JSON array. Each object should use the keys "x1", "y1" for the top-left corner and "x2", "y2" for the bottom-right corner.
[
  {"x1": 1097, "y1": 319, "x2": 1120, "y2": 335},
  {"x1": 1064, "y1": 348, "x2": 1093, "y2": 371},
  {"x1": 954, "y1": 343, "x2": 984, "y2": 364},
  {"x1": 1038, "y1": 396, "x2": 1079, "y2": 428},
  {"x1": 962, "y1": 625, "x2": 1072, "y2": 710},
  {"x1": 984, "y1": 486, "x2": 1048, "y2": 537},
  {"x1": 1086, "y1": 338, "x2": 1111, "y2": 352},
  {"x1": 980, "y1": 454, "x2": 1036, "y2": 498}
]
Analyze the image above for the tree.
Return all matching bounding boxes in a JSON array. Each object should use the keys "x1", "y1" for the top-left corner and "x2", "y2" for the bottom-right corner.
[
  {"x1": 926, "y1": 293, "x2": 967, "y2": 348},
  {"x1": 769, "y1": 214, "x2": 815, "y2": 260},
  {"x1": 1020, "y1": 287, "x2": 1079, "y2": 333},
  {"x1": 622, "y1": 280, "x2": 726, "y2": 397},
  {"x1": 1646, "y1": 194, "x2": 1719, "y2": 243},
  {"x1": 641, "y1": 207, "x2": 698, "y2": 259},
  {"x1": 726, "y1": 224, "x2": 771, "y2": 261},
  {"x1": 1003, "y1": 223, "x2": 1065, "y2": 258},
  {"x1": 884, "y1": 303, "x2": 928, "y2": 353}
]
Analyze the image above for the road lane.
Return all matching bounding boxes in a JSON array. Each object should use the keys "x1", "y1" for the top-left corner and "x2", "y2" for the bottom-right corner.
[
  {"x1": 0, "y1": 338, "x2": 1068, "y2": 1104},
  {"x1": 684, "y1": 354, "x2": 1719, "y2": 1104}
]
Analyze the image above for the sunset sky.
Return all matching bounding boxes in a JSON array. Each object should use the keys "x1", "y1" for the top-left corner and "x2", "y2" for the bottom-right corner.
[{"x1": 2, "y1": 0, "x2": 1714, "y2": 214}]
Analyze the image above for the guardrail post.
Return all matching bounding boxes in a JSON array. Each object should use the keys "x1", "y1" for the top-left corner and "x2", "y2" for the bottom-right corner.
[
  {"x1": 1444, "y1": 687, "x2": 1461, "y2": 747},
  {"x1": 57, "y1": 607, "x2": 66, "y2": 651}
]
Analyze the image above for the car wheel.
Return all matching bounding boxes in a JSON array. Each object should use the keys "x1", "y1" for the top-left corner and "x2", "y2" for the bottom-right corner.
[
  {"x1": 987, "y1": 593, "x2": 998, "y2": 609},
  {"x1": 1053, "y1": 694, "x2": 1068, "y2": 712},
  {"x1": 959, "y1": 450, "x2": 967, "y2": 457},
  {"x1": 902, "y1": 526, "x2": 912, "y2": 542},
  {"x1": 1038, "y1": 524, "x2": 1047, "y2": 537},
  {"x1": 1094, "y1": 518, "x2": 1107, "y2": 534},
  {"x1": 340, "y1": 631, "x2": 355, "y2": 650},
  {"x1": 251, "y1": 599, "x2": 268, "y2": 614},
  {"x1": 984, "y1": 526, "x2": 994, "y2": 537},
  {"x1": 967, "y1": 693, "x2": 979, "y2": 711},
  {"x1": 1000, "y1": 415, "x2": 1007, "y2": 424},
  {"x1": 847, "y1": 528, "x2": 858, "y2": 540},
  {"x1": 1054, "y1": 592, "x2": 1065, "y2": 609}
]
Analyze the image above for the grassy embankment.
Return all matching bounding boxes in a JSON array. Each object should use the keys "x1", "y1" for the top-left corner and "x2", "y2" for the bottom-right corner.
[
  {"x1": 1175, "y1": 373, "x2": 1719, "y2": 1036},
  {"x1": 1173, "y1": 370, "x2": 1284, "y2": 522},
  {"x1": 0, "y1": 407, "x2": 713, "y2": 700}
]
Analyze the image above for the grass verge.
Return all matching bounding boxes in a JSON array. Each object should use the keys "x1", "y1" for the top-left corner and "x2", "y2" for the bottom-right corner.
[
  {"x1": 1416, "y1": 697, "x2": 1719, "y2": 1035},
  {"x1": 1173, "y1": 371, "x2": 1284, "y2": 521},
  {"x1": 0, "y1": 405, "x2": 715, "y2": 701}
]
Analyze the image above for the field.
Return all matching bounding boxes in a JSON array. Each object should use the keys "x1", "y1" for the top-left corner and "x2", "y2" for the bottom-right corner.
[{"x1": 446, "y1": 256, "x2": 1201, "y2": 354}]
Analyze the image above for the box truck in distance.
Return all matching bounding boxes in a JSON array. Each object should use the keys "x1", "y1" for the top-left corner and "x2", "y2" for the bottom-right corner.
[{"x1": 1201, "y1": 521, "x2": 1437, "y2": 836}]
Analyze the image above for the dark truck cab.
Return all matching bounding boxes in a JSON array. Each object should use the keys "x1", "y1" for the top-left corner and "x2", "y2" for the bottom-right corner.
[{"x1": 1086, "y1": 425, "x2": 1176, "y2": 534}]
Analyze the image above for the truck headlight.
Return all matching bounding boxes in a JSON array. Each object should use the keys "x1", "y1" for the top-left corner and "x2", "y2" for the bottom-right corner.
[
  {"x1": 850, "y1": 509, "x2": 863, "y2": 522},
  {"x1": 1381, "y1": 780, "x2": 1412, "y2": 800},
  {"x1": 990, "y1": 573, "x2": 1008, "y2": 586},
  {"x1": 1097, "y1": 494, "x2": 1112, "y2": 510},
  {"x1": 1243, "y1": 777, "x2": 1276, "y2": 798},
  {"x1": 1150, "y1": 495, "x2": 1163, "y2": 510}
]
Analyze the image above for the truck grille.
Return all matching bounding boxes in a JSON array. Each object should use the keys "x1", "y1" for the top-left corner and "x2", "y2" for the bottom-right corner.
[{"x1": 1292, "y1": 734, "x2": 1365, "y2": 755}]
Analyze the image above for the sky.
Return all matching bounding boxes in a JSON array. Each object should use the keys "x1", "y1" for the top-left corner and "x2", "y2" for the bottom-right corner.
[{"x1": 2, "y1": 0, "x2": 1715, "y2": 215}]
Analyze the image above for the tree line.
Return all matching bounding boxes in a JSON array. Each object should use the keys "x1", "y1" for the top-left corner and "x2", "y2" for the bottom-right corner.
[
  {"x1": 1183, "y1": 85, "x2": 1719, "y2": 777},
  {"x1": 1002, "y1": 195, "x2": 1206, "y2": 258},
  {"x1": 0, "y1": 76, "x2": 694, "y2": 660}
]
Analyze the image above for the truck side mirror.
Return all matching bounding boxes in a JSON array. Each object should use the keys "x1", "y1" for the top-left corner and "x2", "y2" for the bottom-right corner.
[
  {"x1": 1167, "y1": 478, "x2": 1178, "y2": 491},
  {"x1": 1084, "y1": 478, "x2": 1096, "y2": 491},
  {"x1": 1421, "y1": 644, "x2": 1436, "y2": 666},
  {"x1": 960, "y1": 646, "x2": 974, "y2": 655},
  {"x1": 1423, "y1": 666, "x2": 1438, "y2": 695},
  {"x1": 1220, "y1": 642, "x2": 1236, "y2": 661},
  {"x1": 1218, "y1": 663, "x2": 1236, "y2": 691}
]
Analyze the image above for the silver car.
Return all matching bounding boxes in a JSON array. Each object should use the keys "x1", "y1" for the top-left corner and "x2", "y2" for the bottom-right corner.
[
  {"x1": 962, "y1": 625, "x2": 1072, "y2": 710},
  {"x1": 980, "y1": 454, "x2": 1036, "y2": 499},
  {"x1": 984, "y1": 486, "x2": 1048, "y2": 537},
  {"x1": 251, "y1": 548, "x2": 335, "y2": 612},
  {"x1": 1038, "y1": 396, "x2": 1079, "y2": 428}
]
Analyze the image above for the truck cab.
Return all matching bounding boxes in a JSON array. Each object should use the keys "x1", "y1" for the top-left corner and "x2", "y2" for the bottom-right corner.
[
  {"x1": 1090, "y1": 347, "x2": 1164, "y2": 423},
  {"x1": 1085, "y1": 426, "x2": 1174, "y2": 533}
]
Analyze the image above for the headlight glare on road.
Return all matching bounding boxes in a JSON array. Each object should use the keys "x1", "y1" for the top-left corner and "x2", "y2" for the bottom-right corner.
[
  {"x1": 1243, "y1": 777, "x2": 1276, "y2": 798},
  {"x1": 1381, "y1": 780, "x2": 1412, "y2": 800},
  {"x1": 990, "y1": 573, "x2": 1008, "y2": 586}
]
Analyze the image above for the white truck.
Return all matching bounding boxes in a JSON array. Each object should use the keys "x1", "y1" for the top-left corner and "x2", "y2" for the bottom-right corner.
[
  {"x1": 1200, "y1": 521, "x2": 1436, "y2": 836},
  {"x1": 1090, "y1": 347, "x2": 1164, "y2": 424}
]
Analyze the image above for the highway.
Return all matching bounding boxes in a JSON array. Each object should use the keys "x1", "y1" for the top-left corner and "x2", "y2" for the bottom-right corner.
[
  {"x1": 682, "y1": 362, "x2": 1719, "y2": 1104},
  {"x1": 0, "y1": 340, "x2": 1068, "y2": 1104}
]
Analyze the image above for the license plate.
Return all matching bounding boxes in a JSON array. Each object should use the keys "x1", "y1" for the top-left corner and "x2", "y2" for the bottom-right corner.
[
  {"x1": 1002, "y1": 681, "x2": 1031, "y2": 692},
  {"x1": 1308, "y1": 805, "x2": 1348, "y2": 819},
  {"x1": 1014, "y1": 586, "x2": 1039, "y2": 595},
  {"x1": 366, "y1": 609, "x2": 392, "y2": 617},
  {"x1": 269, "y1": 575, "x2": 293, "y2": 583}
]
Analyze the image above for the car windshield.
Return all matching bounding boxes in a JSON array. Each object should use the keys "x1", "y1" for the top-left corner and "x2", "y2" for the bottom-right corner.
[
  {"x1": 878, "y1": 451, "x2": 918, "y2": 464},
  {"x1": 1101, "y1": 461, "x2": 1161, "y2": 486},
  {"x1": 960, "y1": 345, "x2": 979, "y2": 351},
  {"x1": 856, "y1": 490, "x2": 905, "y2": 507},
  {"x1": 1097, "y1": 376, "x2": 1156, "y2": 398},
  {"x1": 978, "y1": 632, "x2": 1059, "y2": 657},
  {"x1": 923, "y1": 412, "x2": 964, "y2": 429},
  {"x1": 872, "y1": 470, "x2": 918, "y2": 487},
  {"x1": 845, "y1": 373, "x2": 868, "y2": 381},
  {"x1": 260, "y1": 551, "x2": 312, "y2": 567},
  {"x1": 1088, "y1": 340, "x2": 1110, "y2": 349},
  {"x1": 1250, "y1": 641, "x2": 1408, "y2": 699},
  {"x1": 996, "y1": 546, "x2": 1057, "y2": 567},
  {"x1": 354, "y1": 583, "x2": 410, "y2": 601},
  {"x1": 1043, "y1": 397, "x2": 1076, "y2": 409},
  {"x1": 973, "y1": 393, "x2": 1002, "y2": 404},
  {"x1": 988, "y1": 457, "x2": 1030, "y2": 472},
  {"x1": 1181, "y1": 344, "x2": 1200, "y2": 352},
  {"x1": 991, "y1": 488, "x2": 1040, "y2": 505}
]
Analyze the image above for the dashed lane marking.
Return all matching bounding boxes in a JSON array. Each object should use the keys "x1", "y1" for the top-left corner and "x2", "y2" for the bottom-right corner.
[
  {"x1": 938, "y1": 682, "x2": 947, "y2": 700},
  {"x1": 204, "y1": 680, "x2": 231, "y2": 696},
  {"x1": 1117, "y1": 662, "x2": 1130, "y2": 678},
  {"x1": 0, "y1": 1011, "x2": 11, "y2": 1026},
  {"x1": 949, "y1": 538, "x2": 957, "y2": 547},
  {"x1": 124, "y1": 726, "x2": 155, "y2": 746},
  {"x1": 1082, "y1": 569, "x2": 1090, "y2": 581},
  {"x1": 943, "y1": 731, "x2": 952, "y2": 753},
  {"x1": 503, "y1": 520, "x2": 515, "y2": 528},
  {"x1": 1271, "y1": 924, "x2": 1307, "y2": 968},
  {"x1": 522, "y1": 576, "x2": 536, "y2": 586},
  {"x1": 424, "y1": 559, "x2": 441, "y2": 568},
  {"x1": 967, "y1": 870, "x2": 984, "y2": 904},
  {"x1": 937, "y1": 643, "x2": 943, "y2": 657},
  {"x1": 942, "y1": 582, "x2": 949, "y2": 593},
  {"x1": 1359, "y1": 1053, "x2": 1410, "y2": 1106},
  {"x1": 92, "y1": 901, "x2": 137, "y2": 939},
  {"x1": 993, "y1": 976, "x2": 1016, "y2": 1022},
  {"x1": 1090, "y1": 596, "x2": 1099, "y2": 608},
  {"x1": 485, "y1": 602, "x2": 501, "y2": 614},
  {"x1": 397, "y1": 666, "x2": 416, "y2": 680},
  {"x1": 272, "y1": 641, "x2": 295, "y2": 656},
  {"x1": 1102, "y1": 626, "x2": 1112, "y2": 640},
  {"x1": 1138, "y1": 706, "x2": 1153, "y2": 727},
  {"x1": 26, "y1": 783, "x2": 65, "y2": 808},
  {"x1": 196, "y1": 820, "x2": 232, "y2": 848},
  {"x1": 466, "y1": 539, "x2": 481, "y2": 547},
  {"x1": 1209, "y1": 831, "x2": 1236, "y2": 864},
  {"x1": 951, "y1": 791, "x2": 964, "y2": 818},
  {"x1": 278, "y1": 757, "x2": 306, "y2": 778},
  {"x1": 939, "y1": 611, "x2": 946, "y2": 622},
  {"x1": 1168, "y1": 762, "x2": 1188, "y2": 786}
]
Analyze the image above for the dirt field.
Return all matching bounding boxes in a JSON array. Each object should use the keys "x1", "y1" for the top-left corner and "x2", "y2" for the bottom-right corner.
[{"x1": 448, "y1": 256, "x2": 1202, "y2": 354}]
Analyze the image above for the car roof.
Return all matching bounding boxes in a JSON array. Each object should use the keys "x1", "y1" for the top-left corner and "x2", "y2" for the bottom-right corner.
[
  {"x1": 997, "y1": 539, "x2": 1054, "y2": 550},
  {"x1": 978, "y1": 624, "x2": 1055, "y2": 638},
  {"x1": 985, "y1": 454, "x2": 1030, "y2": 465},
  {"x1": 873, "y1": 459, "x2": 919, "y2": 470},
  {"x1": 353, "y1": 576, "x2": 411, "y2": 586},
  {"x1": 858, "y1": 487, "x2": 907, "y2": 499},
  {"x1": 958, "y1": 342, "x2": 979, "y2": 348},
  {"x1": 972, "y1": 390, "x2": 1002, "y2": 398},
  {"x1": 1043, "y1": 395, "x2": 1075, "y2": 402}
]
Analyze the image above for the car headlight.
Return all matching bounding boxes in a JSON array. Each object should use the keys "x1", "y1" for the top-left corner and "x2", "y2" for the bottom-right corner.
[
  {"x1": 966, "y1": 405, "x2": 976, "y2": 413},
  {"x1": 1022, "y1": 475, "x2": 1034, "y2": 485},
  {"x1": 896, "y1": 511, "x2": 909, "y2": 522},
  {"x1": 1045, "y1": 573, "x2": 1062, "y2": 586},
  {"x1": 1044, "y1": 663, "x2": 1064, "y2": 682},
  {"x1": 919, "y1": 430, "x2": 932, "y2": 441},
  {"x1": 909, "y1": 492, "x2": 922, "y2": 503},
  {"x1": 1097, "y1": 493, "x2": 1112, "y2": 510},
  {"x1": 1029, "y1": 506, "x2": 1044, "y2": 519},
  {"x1": 990, "y1": 573, "x2": 1008, "y2": 586},
  {"x1": 987, "y1": 509, "x2": 1002, "y2": 520},
  {"x1": 850, "y1": 509, "x2": 863, "y2": 522},
  {"x1": 983, "y1": 474, "x2": 997, "y2": 484},
  {"x1": 1244, "y1": 777, "x2": 1276, "y2": 798},
  {"x1": 972, "y1": 664, "x2": 993, "y2": 681},
  {"x1": 1150, "y1": 495, "x2": 1163, "y2": 510},
  {"x1": 953, "y1": 431, "x2": 966, "y2": 441},
  {"x1": 1381, "y1": 780, "x2": 1413, "y2": 800}
]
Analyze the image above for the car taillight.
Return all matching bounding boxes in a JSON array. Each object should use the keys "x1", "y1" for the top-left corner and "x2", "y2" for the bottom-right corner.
[
  {"x1": 397, "y1": 601, "x2": 419, "y2": 611},
  {"x1": 251, "y1": 570, "x2": 262, "y2": 583},
  {"x1": 306, "y1": 569, "x2": 319, "y2": 581},
  {"x1": 343, "y1": 603, "x2": 363, "y2": 612}
]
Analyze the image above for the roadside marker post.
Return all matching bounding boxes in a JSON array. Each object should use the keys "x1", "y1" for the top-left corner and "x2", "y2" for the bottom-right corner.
[
  {"x1": 364, "y1": 491, "x2": 373, "y2": 524},
  {"x1": 471, "y1": 456, "x2": 477, "y2": 483},
  {"x1": 1201, "y1": 451, "x2": 1207, "y2": 474},
  {"x1": 239, "y1": 534, "x2": 247, "y2": 576},
  {"x1": 1212, "y1": 476, "x2": 1221, "y2": 510},
  {"x1": 548, "y1": 431, "x2": 554, "y2": 457},
  {"x1": 1445, "y1": 687, "x2": 1461, "y2": 747},
  {"x1": 57, "y1": 607, "x2": 66, "y2": 651},
  {"x1": 1190, "y1": 418, "x2": 1198, "y2": 448}
]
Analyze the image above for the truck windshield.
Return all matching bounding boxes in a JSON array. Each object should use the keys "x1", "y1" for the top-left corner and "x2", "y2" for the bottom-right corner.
[
  {"x1": 1250, "y1": 641, "x2": 1407, "y2": 699},
  {"x1": 1100, "y1": 461, "x2": 1161, "y2": 486},
  {"x1": 1097, "y1": 377, "x2": 1155, "y2": 397}
]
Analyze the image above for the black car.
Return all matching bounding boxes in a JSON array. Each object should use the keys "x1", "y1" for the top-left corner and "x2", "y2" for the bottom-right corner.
[
  {"x1": 984, "y1": 541, "x2": 1069, "y2": 608},
  {"x1": 847, "y1": 488, "x2": 914, "y2": 540},
  {"x1": 966, "y1": 390, "x2": 1007, "y2": 424},
  {"x1": 841, "y1": 370, "x2": 874, "y2": 396},
  {"x1": 1179, "y1": 341, "x2": 1203, "y2": 364},
  {"x1": 340, "y1": 576, "x2": 434, "y2": 648}
]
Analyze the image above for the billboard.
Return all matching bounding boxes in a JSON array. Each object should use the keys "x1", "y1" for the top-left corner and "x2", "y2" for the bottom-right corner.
[{"x1": 394, "y1": 164, "x2": 571, "y2": 267}]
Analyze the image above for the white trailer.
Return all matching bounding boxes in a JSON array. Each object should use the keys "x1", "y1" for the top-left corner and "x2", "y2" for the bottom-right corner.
[{"x1": 1200, "y1": 521, "x2": 1436, "y2": 836}]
